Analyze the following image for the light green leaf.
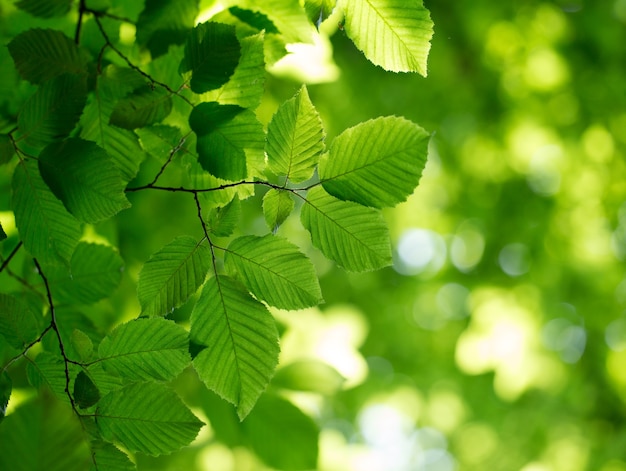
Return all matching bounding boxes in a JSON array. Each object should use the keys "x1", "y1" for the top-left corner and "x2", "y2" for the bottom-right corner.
[
  {"x1": 73, "y1": 371, "x2": 100, "y2": 409},
  {"x1": 96, "y1": 382, "x2": 204, "y2": 456},
  {"x1": 339, "y1": 0, "x2": 434, "y2": 74},
  {"x1": 237, "y1": 0, "x2": 313, "y2": 43},
  {"x1": 98, "y1": 317, "x2": 190, "y2": 382},
  {"x1": 225, "y1": 234, "x2": 322, "y2": 309},
  {"x1": 320, "y1": 116, "x2": 429, "y2": 208},
  {"x1": 180, "y1": 22, "x2": 241, "y2": 94},
  {"x1": 0, "y1": 372, "x2": 11, "y2": 424},
  {"x1": 15, "y1": 0, "x2": 73, "y2": 18},
  {"x1": 12, "y1": 160, "x2": 82, "y2": 266},
  {"x1": 136, "y1": 0, "x2": 199, "y2": 58},
  {"x1": 38, "y1": 138, "x2": 131, "y2": 223},
  {"x1": 243, "y1": 393, "x2": 319, "y2": 470},
  {"x1": 191, "y1": 275, "x2": 279, "y2": 420},
  {"x1": 208, "y1": 196, "x2": 241, "y2": 237},
  {"x1": 17, "y1": 73, "x2": 87, "y2": 149},
  {"x1": 263, "y1": 189, "x2": 294, "y2": 231},
  {"x1": 109, "y1": 86, "x2": 173, "y2": 130},
  {"x1": 0, "y1": 293, "x2": 42, "y2": 349},
  {"x1": 90, "y1": 442, "x2": 135, "y2": 471},
  {"x1": 0, "y1": 134, "x2": 14, "y2": 165},
  {"x1": 304, "y1": 0, "x2": 336, "y2": 27},
  {"x1": 137, "y1": 236, "x2": 212, "y2": 317},
  {"x1": 266, "y1": 85, "x2": 325, "y2": 182},
  {"x1": 301, "y1": 186, "x2": 391, "y2": 271},
  {"x1": 272, "y1": 360, "x2": 345, "y2": 395},
  {"x1": 70, "y1": 329, "x2": 94, "y2": 362},
  {"x1": 8, "y1": 28, "x2": 90, "y2": 84}
]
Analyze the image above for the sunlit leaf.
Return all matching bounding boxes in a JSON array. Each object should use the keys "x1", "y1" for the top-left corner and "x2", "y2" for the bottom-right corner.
[
  {"x1": 191, "y1": 275, "x2": 279, "y2": 420},
  {"x1": 109, "y1": 86, "x2": 173, "y2": 130},
  {"x1": 304, "y1": 0, "x2": 335, "y2": 27},
  {"x1": 0, "y1": 293, "x2": 42, "y2": 349},
  {"x1": 225, "y1": 234, "x2": 323, "y2": 309},
  {"x1": 237, "y1": 0, "x2": 313, "y2": 43},
  {"x1": 272, "y1": 360, "x2": 345, "y2": 395},
  {"x1": 15, "y1": 0, "x2": 73, "y2": 18},
  {"x1": 137, "y1": 236, "x2": 212, "y2": 317},
  {"x1": 320, "y1": 116, "x2": 429, "y2": 208},
  {"x1": 96, "y1": 382, "x2": 204, "y2": 456},
  {"x1": 38, "y1": 138, "x2": 131, "y2": 223},
  {"x1": 301, "y1": 186, "x2": 391, "y2": 271},
  {"x1": 263, "y1": 189, "x2": 294, "y2": 231},
  {"x1": 208, "y1": 196, "x2": 241, "y2": 237},
  {"x1": 89, "y1": 441, "x2": 135, "y2": 471},
  {"x1": 98, "y1": 317, "x2": 191, "y2": 382},
  {"x1": 73, "y1": 371, "x2": 100, "y2": 409}
]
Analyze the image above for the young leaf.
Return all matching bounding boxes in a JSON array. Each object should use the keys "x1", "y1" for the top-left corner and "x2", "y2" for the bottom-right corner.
[
  {"x1": 98, "y1": 317, "x2": 191, "y2": 382},
  {"x1": 263, "y1": 189, "x2": 294, "y2": 231},
  {"x1": 0, "y1": 134, "x2": 14, "y2": 165},
  {"x1": 0, "y1": 372, "x2": 11, "y2": 424},
  {"x1": 225, "y1": 234, "x2": 323, "y2": 309},
  {"x1": 208, "y1": 196, "x2": 241, "y2": 237},
  {"x1": 137, "y1": 236, "x2": 212, "y2": 317},
  {"x1": 17, "y1": 73, "x2": 87, "y2": 149},
  {"x1": 266, "y1": 85, "x2": 325, "y2": 182},
  {"x1": 14, "y1": 0, "x2": 73, "y2": 18},
  {"x1": 12, "y1": 160, "x2": 82, "y2": 266},
  {"x1": 179, "y1": 22, "x2": 241, "y2": 94},
  {"x1": 89, "y1": 441, "x2": 136, "y2": 471},
  {"x1": 301, "y1": 186, "x2": 392, "y2": 272},
  {"x1": 109, "y1": 86, "x2": 173, "y2": 130},
  {"x1": 190, "y1": 275, "x2": 279, "y2": 420},
  {"x1": 96, "y1": 382, "x2": 204, "y2": 456},
  {"x1": 136, "y1": 0, "x2": 199, "y2": 58},
  {"x1": 38, "y1": 138, "x2": 131, "y2": 223},
  {"x1": 70, "y1": 329, "x2": 94, "y2": 363},
  {"x1": 73, "y1": 371, "x2": 100, "y2": 409},
  {"x1": 339, "y1": 0, "x2": 434, "y2": 74},
  {"x1": 0, "y1": 293, "x2": 42, "y2": 349},
  {"x1": 320, "y1": 116, "x2": 430, "y2": 208},
  {"x1": 8, "y1": 28, "x2": 89, "y2": 84}
]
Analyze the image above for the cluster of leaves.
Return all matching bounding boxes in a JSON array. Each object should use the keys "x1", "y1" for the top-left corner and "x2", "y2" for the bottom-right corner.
[{"x1": 0, "y1": 0, "x2": 432, "y2": 469}]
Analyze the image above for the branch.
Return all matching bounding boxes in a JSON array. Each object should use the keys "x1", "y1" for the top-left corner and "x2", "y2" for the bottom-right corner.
[
  {"x1": 0, "y1": 241, "x2": 22, "y2": 273},
  {"x1": 127, "y1": 180, "x2": 287, "y2": 194},
  {"x1": 146, "y1": 131, "x2": 192, "y2": 187},
  {"x1": 193, "y1": 193, "x2": 220, "y2": 276}
]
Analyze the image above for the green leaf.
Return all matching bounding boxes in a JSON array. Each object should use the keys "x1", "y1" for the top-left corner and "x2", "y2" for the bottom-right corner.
[
  {"x1": 137, "y1": 236, "x2": 212, "y2": 317},
  {"x1": 189, "y1": 102, "x2": 265, "y2": 180},
  {"x1": 12, "y1": 160, "x2": 82, "y2": 266},
  {"x1": 272, "y1": 360, "x2": 345, "y2": 395},
  {"x1": 208, "y1": 196, "x2": 241, "y2": 237},
  {"x1": 0, "y1": 134, "x2": 15, "y2": 165},
  {"x1": 228, "y1": 7, "x2": 279, "y2": 34},
  {"x1": 304, "y1": 0, "x2": 335, "y2": 27},
  {"x1": 179, "y1": 22, "x2": 241, "y2": 94},
  {"x1": 237, "y1": 0, "x2": 313, "y2": 43},
  {"x1": 136, "y1": 124, "x2": 186, "y2": 162},
  {"x1": 26, "y1": 353, "x2": 73, "y2": 404},
  {"x1": 15, "y1": 0, "x2": 73, "y2": 18},
  {"x1": 191, "y1": 275, "x2": 279, "y2": 420},
  {"x1": 320, "y1": 116, "x2": 430, "y2": 208},
  {"x1": 8, "y1": 28, "x2": 90, "y2": 84},
  {"x1": 0, "y1": 372, "x2": 11, "y2": 424},
  {"x1": 339, "y1": 0, "x2": 434, "y2": 74},
  {"x1": 243, "y1": 393, "x2": 319, "y2": 470},
  {"x1": 38, "y1": 138, "x2": 131, "y2": 223},
  {"x1": 0, "y1": 293, "x2": 42, "y2": 349},
  {"x1": 136, "y1": 0, "x2": 199, "y2": 58},
  {"x1": 96, "y1": 382, "x2": 204, "y2": 456},
  {"x1": 301, "y1": 186, "x2": 391, "y2": 271},
  {"x1": 263, "y1": 189, "x2": 294, "y2": 231},
  {"x1": 17, "y1": 73, "x2": 87, "y2": 149},
  {"x1": 98, "y1": 317, "x2": 191, "y2": 382},
  {"x1": 0, "y1": 223, "x2": 6, "y2": 241},
  {"x1": 48, "y1": 242, "x2": 123, "y2": 304},
  {"x1": 266, "y1": 85, "x2": 325, "y2": 182},
  {"x1": 90, "y1": 441, "x2": 135, "y2": 471},
  {"x1": 109, "y1": 86, "x2": 173, "y2": 130},
  {"x1": 73, "y1": 371, "x2": 101, "y2": 409},
  {"x1": 225, "y1": 234, "x2": 323, "y2": 309},
  {"x1": 70, "y1": 329, "x2": 94, "y2": 362}
]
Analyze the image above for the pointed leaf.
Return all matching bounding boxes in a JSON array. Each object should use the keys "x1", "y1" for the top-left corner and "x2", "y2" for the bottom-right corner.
[
  {"x1": 137, "y1": 236, "x2": 212, "y2": 317},
  {"x1": 263, "y1": 189, "x2": 294, "y2": 231},
  {"x1": 180, "y1": 22, "x2": 241, "y2": 94},
  {"x1": 73, "y1": 371, "x2": 101, "y2": 409},
  {"x1": 17, "y1": 73, "x2": 87, "y2": 149},
  {"x1": 96, "y1": 382, "x2": 204, "y2": 456},
  {"x1": 12, "y1": 160, "x2": 82, "y2": 266},
  {"x1": 208, "y1": 196, "x2": 241, "y2": 237},
  {"x1": 301, "y1": 186, "x2": 391, "y2": 271},
  {"x1": 225, "y1": 234, "x2": 322, "y2": 309},
  {"x1": 0, "y1": 372, "x2": 11, "y2": 424},
  {"x1": 90, "y1": 442, "x2": 135, "y2": 471},
  {"x1": 320, "y1": 116, "x2": 429, "y2": 208},
  {"x1": 0, "y1": 134, "x2": 14, "y2": 165},
  {"x1": 339, "y1": 0, "x2": 434, "y2": 74},
  {"x1": 38, "y1": 138, "x2": 131, "y2": 223},
  {"x1": 98, "y1": 318, "x2": 191, "y2": 382},
  {"x1": 109, "y1": 86, "x2": 173, "y2": 130},
  {"x1": 8, "y1": 28, "x2": 90, "y2": 84},
  {"x1": 266, "y1": 85, "x2": 325, "y2": 182},
  {"x1": 15, "y1": 0, "x2": 73, "y2": 18},
  {"x1": 0, "y1": 293, "x2": 42, "y2": 349},
  {"x1": 191, "y1": 275, "x2": 279, "y2": 419}
]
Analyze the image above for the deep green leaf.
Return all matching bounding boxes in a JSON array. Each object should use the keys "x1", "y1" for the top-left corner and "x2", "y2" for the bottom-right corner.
[
  {"x1": 237, "y1": 0, "x2": 313, "y2": 43},
  {"x1": 266, "y1": 85, "x2": 325, "y2": 182},
  {"x1": 191, "y1": 275, "x2": 279, "y2": 420},
  {"x1": 0, "y1": 134, "x2": 14, "y2": 165},
  {"x1": 137, "y1": 236, "x2": 212, "y2": 317},
  {"x1": 17, "y1": 73, "x2": 87, "y2": 149},
  {"x1": 339, "y1": 0, "x2": 434, "y2": 74},
  {"x1": 12, "y1": 160, "x2": 82, "y2": 266},
  {"x1": 272, "y1": 360, "x2": 345, "y2": 395},
  {"x1": 0, "y1": 223, "x2": 6, "y2": 241},
  {"x1": 70, "y1": 329, "x2": 94, "y2": 362},
  {"x1": 263, "y1": 189, "x2": 294, "y2": 231},
  {"x1": 96, "y1": 382, "x2": 204, "y2": 456},
  {"x1": 98, "y1": 317, "x2": 191, "y2": 382},
  {"x1": 228, "y1": 7, "x2": 279, "y2": 33},
  {"x1": 8, "y1": 28, "x2": 90, "y2": 84},
  {"x1": 0, "y1": 372, "x2": 11, "y2": 424},
  {"x1": 15, "y1": 0, "x2": 73, "y2": 18},
  {"x1": 136, "y1": 0, "x2": 199, "y2": 57},
  {"x1": 90, "y1": 441, "x2": 136, "y2": 471},
  {"x1": 320, "y1": 116, "x2": 430, "y2": 208},
  {"x1": 73, "y1": 371, "x2": 100, "y2": 409},
  {"x1": 180, "y1": 22, "x2": 241, "y2": 94},
  {"x1": 243, "y1": 393, "x2": 319, "y2": 470},
  {"x1": 208, "y1": 196, "x2": 241, "y2": 237},
  {"x1": 0, "y1": 293, "x2": 42, "y2": 349},
  {"x1": 38, "y1": 138, "x2": 131, "y2": 223},
  {"x1": 225, "y1": 234, "x2": 323, "y2": 309},
  {"x1": 109, "y1": 86, "x2": 173, "y2": 130},
  {"x1": 301, "y1": 186, "x2": 391, "y2": 271}
]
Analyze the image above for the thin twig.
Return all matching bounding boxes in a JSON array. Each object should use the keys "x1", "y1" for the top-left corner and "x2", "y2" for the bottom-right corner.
[
  {"x1": 0, "y1": 324, "x2": 53, "y2": 374},
  {"x1": 0, "y1": 241, "x2": 22, "y2": 273},
  {"x1": 75, "y1": 0, "x2": 87, "y2": 44},
  {"x1": 147, "y1": 132, "x2": 192, "y2": 187}
]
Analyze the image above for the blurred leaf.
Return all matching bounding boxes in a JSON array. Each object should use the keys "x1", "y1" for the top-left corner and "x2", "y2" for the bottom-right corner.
[
  {"x1": 0, "y1": 372, "x2": 11, "y2": 424},
  {"x1": 73, "y1": 371, "x2": 100, "y2": 409},
  {"x1": 237, "y1": 0, "x2": 313, "y2": 43},
  {"x1": 109, "y1": 86, "x2": 173, "y2": 130},
  {"x1": 136, "y1": 124, "x2": 185, "y2": 162},
  {"x1": 15, "y1": 0, "x2": 73, "y2": 18},
  {"x1": 263, "y1": 189, "x2": 294, "y2": 231},
  {"x1": 0, "y1": 293, "x2": 42, "y2": 349},
  {"x1": 0, "y1": 134, "x2": 14, "y2": 165},
  {"x1": 228, "y1": 6, "x2": 279, "y2": 34},
  {"x1": 137, "y1": 236, "x2": 212, "y2": 317},
  {"x1": 70, "y1": 329, "x2": 93, "y2": 362},
  {"x1": 89, "y1": 441, "x2": 135, "y2": 471},
  {"x1": 272, "y1": 360, "x2": 345, "y2": 395},
  {"x1": 190, "y1": 275, "x2": 279, "y2": 420},
  {"x1": 96, "y1": 382, "x2": 204, "y2": 456},
  {"x1": 304, "y1": 0, "x2": 335, "y2": 27},
  {"x1": 208, "y1": 196, "x2": 241, "y2": 237}
]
